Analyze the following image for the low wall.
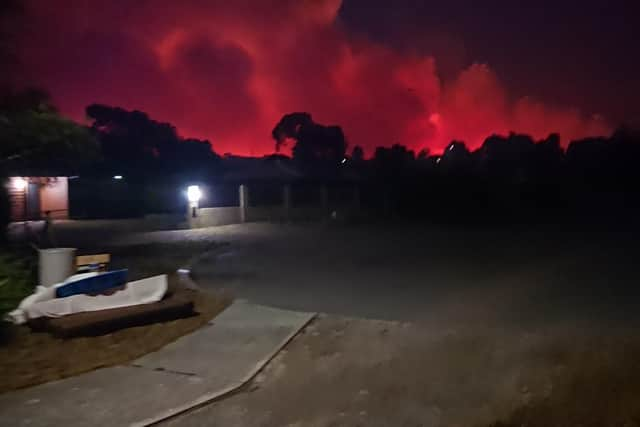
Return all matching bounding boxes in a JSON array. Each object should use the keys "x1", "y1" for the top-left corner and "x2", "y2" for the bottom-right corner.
[
  {"x1": 289, "y1": 206, "x2": 326, "y2": 221},
  {"x1": 190, "y1": 207, "x2": 241, "y2": 228},
  {"x1": 189, "y1": 205, "x2": 359, "y2": 228},
  {"x1": 246, "y1": 205, "x2": 356, "y2": 223},
  {"x1": 188, "y1": 203, "x2": 361, "y2": 229},
  {"x1": 142, "y1": 213, "x2": 187, "y2": 230},
  {"x1": 247, "y1": 205, "x2": 286, "y2": 222}
]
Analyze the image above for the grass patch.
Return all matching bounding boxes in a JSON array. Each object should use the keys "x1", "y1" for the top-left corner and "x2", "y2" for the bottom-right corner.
[{"x1": 0, "y1": 250, "x2": 37, "y2": 320}]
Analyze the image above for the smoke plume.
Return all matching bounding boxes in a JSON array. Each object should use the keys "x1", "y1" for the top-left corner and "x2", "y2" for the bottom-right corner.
[{"x1": 11, "y1": 0, "x2": 610, "y2": 155}]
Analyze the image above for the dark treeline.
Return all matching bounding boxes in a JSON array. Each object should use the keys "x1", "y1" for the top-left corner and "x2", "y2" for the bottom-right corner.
[
  {"x1": 85, "y1": 104, "x2": 221, "y2": 180},
  {"x1": 272, "y1": 112, "x2": 640, "y2": 225},
  {"x1": 2, "y1": 89, "x2": 640, "y2": 225},
  {"x1": 351, "y1": 129, "x2": 640, "y2": 225}
]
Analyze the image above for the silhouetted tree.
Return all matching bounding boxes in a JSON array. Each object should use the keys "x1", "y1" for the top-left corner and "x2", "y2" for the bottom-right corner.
[
  {"x1": 566, "y1": 136, "x2": 609, "y2": 179},
  {"x1": 609, "y1": 126, "x2": 640, "y2": 184},
  {"x1": 564, "y1": 126, "x2": 640, "y2": 218},
  {"x1": 272, "y1": 112, "x2": 347, "y2": 167},
  {"x1": 373, "y1": 144, "x2": 415, "y2": 180},
  {"x1": 478, "y1": 133, "x2": 536, "y2": 183},
  {"x1": 86, "y1": 104, "x2": 219, "y2": 177},
  {"x1": 531, "y1": 133, "x2": 564, "y2": 180},
  {"x1": 1, "y1": 89, "x2": 98, "y2": 175},
  {"x1": 440, "y1": 141, "x2": 472, "y2": 173},
  {"x1": 0, "y1": 89, "x2": 98, "y2": 237},
  {"x1": 351, "y1": 145, "x2": 365, "y2": 163}
]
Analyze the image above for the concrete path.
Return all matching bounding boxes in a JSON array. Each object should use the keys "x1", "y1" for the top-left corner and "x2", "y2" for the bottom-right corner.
[{"x1": 0, "y1": 301, "x2": 315, "y2": 427}]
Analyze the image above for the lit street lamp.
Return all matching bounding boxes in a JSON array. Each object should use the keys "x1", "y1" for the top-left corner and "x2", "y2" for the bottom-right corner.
[{"x1": 187, "y1": 185, "x2": 202, "y2": 218}]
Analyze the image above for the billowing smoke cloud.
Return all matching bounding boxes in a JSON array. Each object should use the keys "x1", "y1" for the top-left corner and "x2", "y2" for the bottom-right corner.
[{"x1": 12, "y1": 0, "x2": 610, "y2": 155}]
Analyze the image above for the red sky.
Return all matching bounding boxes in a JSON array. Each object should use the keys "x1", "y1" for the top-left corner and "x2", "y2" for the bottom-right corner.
[{"x1": 10, "y1": 0, "x2": 614, "y2": 156}]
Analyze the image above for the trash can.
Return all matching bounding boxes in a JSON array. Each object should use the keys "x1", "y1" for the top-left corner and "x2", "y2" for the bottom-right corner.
[{"x1": 39, "y1": 248, "x2": 76, "y2": 287}]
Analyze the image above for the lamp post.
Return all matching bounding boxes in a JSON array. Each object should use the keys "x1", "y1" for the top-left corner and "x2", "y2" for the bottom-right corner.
[{"x1": 187, "y1": 185, "x2": 202, "y2": 218}]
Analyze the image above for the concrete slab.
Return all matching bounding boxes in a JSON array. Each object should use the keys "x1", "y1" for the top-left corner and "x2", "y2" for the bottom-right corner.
[
  {"x1": 0, "y1": 366, "x2": 209, "y2": 427},
  {"x1": 0, "y1": 301, "x2": 315, "y2": 427},
  {"x1": 133, "y1": 300, "x2": 314, "y2": 378}
]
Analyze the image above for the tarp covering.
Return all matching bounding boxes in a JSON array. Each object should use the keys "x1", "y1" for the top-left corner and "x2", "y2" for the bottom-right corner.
[
  {"x1": 27, "y1": 275, "x2": 167, "y2": 319},
  {"x1": 5, "y1": 274, "x2": 167, "y2": 324}
]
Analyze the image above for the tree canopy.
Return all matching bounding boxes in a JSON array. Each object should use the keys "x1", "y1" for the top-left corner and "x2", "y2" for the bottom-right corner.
[
  {"x1": 272, "y1": 112, "x2": 347, "y2": 167},
  {"x1": 86, "y1": 104, "x2": 220, "y2": 178},
  {"x1": 0, "y1": 89, "x2": 98, "y2": 175}
]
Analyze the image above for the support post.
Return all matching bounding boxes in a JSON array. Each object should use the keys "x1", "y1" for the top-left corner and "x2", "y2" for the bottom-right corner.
[
  {"x1": 239, "y1": 184, "x2": 249, "y2": 223},
  {"x1": 283, "y1": 184, "x2": 292, "y2": 222},
  {"x1": 320, "y1": 185, "x2": 328, "y2": 217},
  {"x1": 353, "y1": 185, "x2": 360, "y2": 211}
]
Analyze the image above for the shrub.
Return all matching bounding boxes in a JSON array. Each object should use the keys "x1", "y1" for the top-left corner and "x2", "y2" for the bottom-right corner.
[
  {"x1": 0, "y1": 175, "x2": 9, "y2": 243},
  {"x1": 0, "y1": 252, "x2": 36, "y2": 319}
]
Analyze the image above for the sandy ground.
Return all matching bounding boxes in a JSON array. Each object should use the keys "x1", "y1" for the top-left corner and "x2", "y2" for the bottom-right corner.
[
  {"x1": 165, "y1": 315, "x2": 640, "y2": 427},
  {"x1": 153, "y1": 222, "x2": 640, "y2": 426}
]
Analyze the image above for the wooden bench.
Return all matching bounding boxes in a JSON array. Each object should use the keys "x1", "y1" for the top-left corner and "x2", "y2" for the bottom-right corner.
[
  {"x1": 76, "y1": 253, "x2": 111, "y2": 273},
  {"x1": 30, "y1": 293, "x2": 195, "y2": 338}
]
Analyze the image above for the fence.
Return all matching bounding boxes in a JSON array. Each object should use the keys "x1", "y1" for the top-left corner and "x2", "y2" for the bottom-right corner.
[
  {"x1": 188, "y1": 183, "x2": 362, "y2": 229},
  {"x1": 65, "y1": 178, "x2": 367, "y2": 227}
]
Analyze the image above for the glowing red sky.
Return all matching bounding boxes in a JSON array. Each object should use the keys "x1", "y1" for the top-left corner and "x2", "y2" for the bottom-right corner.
[{"x1": 9, "y1": 0, "x2": 619, "y2": 155}]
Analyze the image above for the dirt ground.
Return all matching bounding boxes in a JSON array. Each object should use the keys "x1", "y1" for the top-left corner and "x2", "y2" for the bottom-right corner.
[
  {"x1": 164, "y1": 315, "x2": 640, "y2": 427},
  {"x1": 0, "y1": 239, "x2": 231, "y2": 394},
  {"x1": 0, "y1": 282, "x2": 229, "y2": 393}
]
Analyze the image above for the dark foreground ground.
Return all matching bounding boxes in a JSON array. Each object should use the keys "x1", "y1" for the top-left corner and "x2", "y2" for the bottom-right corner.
[{"x1": 21, "y1": 219, "x2": 640, "y2": 425}]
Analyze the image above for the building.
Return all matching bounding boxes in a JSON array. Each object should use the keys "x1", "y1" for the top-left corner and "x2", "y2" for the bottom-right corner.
[{"x1": 7, "y1": 177, "x2": 69, "y2": 221}]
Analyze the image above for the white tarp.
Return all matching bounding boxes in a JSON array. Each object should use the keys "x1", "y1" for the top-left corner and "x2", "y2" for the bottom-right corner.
[
  {"x1": 6, "y1": 274, "x2": 167, "y2": 324},
  {"x1": 6, "y1": 272, "x2": 99, "y2": 324}
]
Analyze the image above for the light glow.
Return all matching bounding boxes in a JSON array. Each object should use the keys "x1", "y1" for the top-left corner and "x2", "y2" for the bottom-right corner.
[
  {"x1": 12, "y1": 177, "x2": 27, "y2": 191},
  {"x1": 187, "y1": 185, "x2": 202, "y2": 203}
]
